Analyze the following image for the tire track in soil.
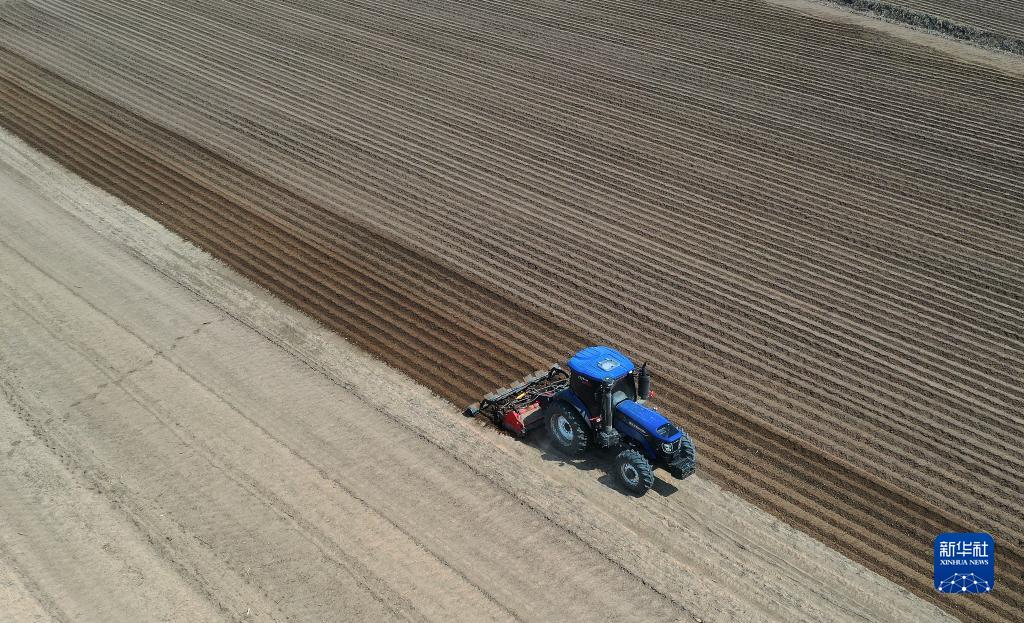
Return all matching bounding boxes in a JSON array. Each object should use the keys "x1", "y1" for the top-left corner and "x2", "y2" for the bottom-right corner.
[{"x1": 2, "y1": 48, "x2": 1022, "y2": 623}]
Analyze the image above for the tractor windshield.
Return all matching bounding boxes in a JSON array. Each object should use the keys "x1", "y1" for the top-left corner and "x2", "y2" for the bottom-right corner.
[{"x1": 610, "y1": 374, "x2": 636, "y2": 406}]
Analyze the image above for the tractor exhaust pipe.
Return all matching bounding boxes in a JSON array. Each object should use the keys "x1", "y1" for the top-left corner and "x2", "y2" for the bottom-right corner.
[
  {"x1": 603, "y1": 383, "x2": 614, "y2": 431},
  {"x1": 637, "y1": 362, "x2": 651, "y2": 401}
]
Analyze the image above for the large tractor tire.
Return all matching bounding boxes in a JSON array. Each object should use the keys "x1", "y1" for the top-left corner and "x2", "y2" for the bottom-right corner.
[
  {"x1": 545, "y1": 402, "x2": 589, "y2": 457},
  {"x1": 676, "y1": 433, "x2": 697, "y2": 479},
  {"x1": 615, "y1": 448, "x2": 654, "y2": 496}
]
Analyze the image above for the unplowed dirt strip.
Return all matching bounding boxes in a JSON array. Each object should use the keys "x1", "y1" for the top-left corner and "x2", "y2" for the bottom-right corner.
[
  {"x1": 0, "y1": 131, "x2": 956, "y2": 622},
  {"x1": 1, "y1": 0, "x2": 1021, "y2": 621}
]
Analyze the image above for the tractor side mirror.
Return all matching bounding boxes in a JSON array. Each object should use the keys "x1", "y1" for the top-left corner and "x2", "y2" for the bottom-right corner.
[{"x1": 637, "y1": 362, "x2": 651, "y2": 400}]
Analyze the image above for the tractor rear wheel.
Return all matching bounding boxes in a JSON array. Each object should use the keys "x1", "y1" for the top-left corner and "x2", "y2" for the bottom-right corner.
[
  {"x1": 546, "y1": 402, "x2": 589, "y2": 457},
  {"x1": 615, "y1": 449, "x2": 654, "y2": 496}
]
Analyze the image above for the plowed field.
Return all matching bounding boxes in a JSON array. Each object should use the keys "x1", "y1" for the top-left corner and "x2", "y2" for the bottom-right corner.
[
  {"x1": 1, "y1": 1, "x2": 1022, "y2": 621},
  {"x1": 2, "y1": 131, "x2": 958, "y2": 621}
]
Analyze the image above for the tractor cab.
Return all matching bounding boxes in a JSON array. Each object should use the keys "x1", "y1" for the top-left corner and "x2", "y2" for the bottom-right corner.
[{"x1": 566, "y1": 346, "x2": 636, "y2": 417}]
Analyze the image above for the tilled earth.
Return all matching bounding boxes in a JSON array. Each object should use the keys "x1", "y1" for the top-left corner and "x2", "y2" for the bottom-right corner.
[
  {"x1": 1, "y1": 1, "x2": 1022, "y2": 621},
  {"x1": 0, "y1": 133, "x2": 953, "y2": 622}
]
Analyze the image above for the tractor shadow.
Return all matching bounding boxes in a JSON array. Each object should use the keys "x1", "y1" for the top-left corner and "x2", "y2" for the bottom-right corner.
[{"x1": 528, "y1": 434, "x2": 679, "y2": 498}]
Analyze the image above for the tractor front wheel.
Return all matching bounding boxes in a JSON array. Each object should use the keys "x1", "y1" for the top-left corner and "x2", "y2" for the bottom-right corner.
[
  {"x1": 615, "y1": 449, "x2": 654, "y2": 496},
  {"x1": 675, "y1": 433, "x2": 696, "y2": 479},
  {"x1": 546, "y1": 402, "x2": 589, "y2": 457}
]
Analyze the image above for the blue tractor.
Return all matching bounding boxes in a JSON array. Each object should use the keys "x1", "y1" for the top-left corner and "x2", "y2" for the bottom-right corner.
[{"x1": 465, "y1": 346, "x2": 696, "y2": 495}]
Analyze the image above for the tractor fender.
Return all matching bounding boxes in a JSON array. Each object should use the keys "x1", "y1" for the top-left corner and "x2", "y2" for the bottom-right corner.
[{"x1": 552, "y1": 389, "x2": 592, "y2": 425}]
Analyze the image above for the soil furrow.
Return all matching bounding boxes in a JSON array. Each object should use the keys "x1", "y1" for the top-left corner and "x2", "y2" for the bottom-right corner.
[{"x1": 2, "y1": 1, "x2": 1022, "y2": 620}]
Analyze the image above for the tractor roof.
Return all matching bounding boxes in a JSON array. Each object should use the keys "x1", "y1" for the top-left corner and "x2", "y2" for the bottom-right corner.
[{"x1": 568, "y1": 346, "x2": 634, "y2": 382}]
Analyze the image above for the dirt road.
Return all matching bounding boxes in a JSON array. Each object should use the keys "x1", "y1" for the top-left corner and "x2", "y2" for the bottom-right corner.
[
  {"x1": 1, "y1": 1, "x2": 1021, "y2": 621},
  {"x1": 0, "y1": 131, "x2": 954, "y2": 622}
]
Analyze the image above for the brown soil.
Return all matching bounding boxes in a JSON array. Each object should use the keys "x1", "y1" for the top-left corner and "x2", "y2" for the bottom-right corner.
[
  {"x1": 0, "y1": 137, "x2": 953, "y2": 622},
  {"x1": 1, "y1": 1, "x2": 1022, "y2": 621}
]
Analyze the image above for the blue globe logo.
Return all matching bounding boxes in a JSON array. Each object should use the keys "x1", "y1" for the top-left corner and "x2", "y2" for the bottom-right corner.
[{"x1": 936, "y1": 572, "x2": 992, "y2": 593}]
